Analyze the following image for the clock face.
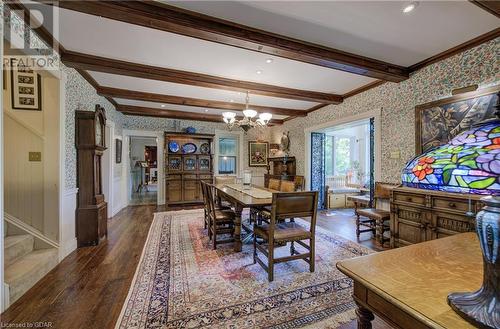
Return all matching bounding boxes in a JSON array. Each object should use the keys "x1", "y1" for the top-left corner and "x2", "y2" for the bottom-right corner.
[{"x1": 95, "y1": 116, "x2": 103, "y2": 146}]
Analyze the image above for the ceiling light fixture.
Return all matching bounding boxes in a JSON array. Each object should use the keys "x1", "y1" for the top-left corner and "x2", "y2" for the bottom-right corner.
[
  {"x1": 256, "y1": 70, "x2": 262, "y2": 74},
  {"x1": 204, "y1": 109, "x2": 209, "y2": 112},
  {"x1": 161, "y1": 104, "x2": 166, "y2": 108},
  {"x1": 403, "y1": 1, "x2": 418, "y2": 13},
  {"x1": 266, "y1": 58, "x2": 273, "y2": 64},
  {"x1": 222, "y1": 91, "x2": 272, "y2": 132}
]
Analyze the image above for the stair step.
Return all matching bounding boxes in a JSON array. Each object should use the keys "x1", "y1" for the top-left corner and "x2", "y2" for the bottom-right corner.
[
  {"x1": 5, "y1": 235, "x2": 34, "y2": 266},
  {"x1": 5, "y1": 248, "x2": 58, "y2": 304}
]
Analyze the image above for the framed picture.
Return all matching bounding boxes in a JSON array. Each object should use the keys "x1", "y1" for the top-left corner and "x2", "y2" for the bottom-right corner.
[
  {"x1": 115, "y1": 139, "x2": 122, "y2": 163},
  {"x1": 415, "y1": 85, "x2": 499, "y2": 154},
  {"x1": 10, "y1": 59, "x2": 42, "y2": 111},
  {"x1": 248, "y1": 141, "x2": 269, "y2": 167}
]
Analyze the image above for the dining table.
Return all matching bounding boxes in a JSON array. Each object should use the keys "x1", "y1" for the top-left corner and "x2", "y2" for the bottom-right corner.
[{"x1": 213, "y1": 183, "x2": 274, "y2": 252}]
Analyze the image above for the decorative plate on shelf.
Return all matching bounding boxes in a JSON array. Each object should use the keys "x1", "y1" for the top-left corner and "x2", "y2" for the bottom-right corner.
[
  {"x1": 182, "y1": 143, "x2": 197, "y2": 154},
  {"x1": 168, "y1": 141, "x2": 180, "y2": 153},
  {"x1": 200, "y1": 143, "x2": 210, "y2": 154}
]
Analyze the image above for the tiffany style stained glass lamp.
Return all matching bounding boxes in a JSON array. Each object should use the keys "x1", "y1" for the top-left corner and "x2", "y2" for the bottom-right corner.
[
  {"x1": 401, "y1": 122, "x2": 499, "y2": 194},
  {"x1": 402, "y1": 94, "x2": 500, "y2": 328}
]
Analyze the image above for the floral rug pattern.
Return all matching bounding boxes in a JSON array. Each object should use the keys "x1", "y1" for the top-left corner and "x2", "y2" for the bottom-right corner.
[{"x1": 116, "y1": 209, "x2": 371, "y2": 329}]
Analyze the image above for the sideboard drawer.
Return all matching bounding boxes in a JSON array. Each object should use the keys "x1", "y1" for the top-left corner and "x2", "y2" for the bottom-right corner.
[
  {"x1": 184, "y1": 174, "x2": 197, "y2": 180},
  {"x1": 393, "y1": 192, "x2": 426, "y2": 206},
  {"x1": 199, "y1": 174, "x2": 213, "y2": 180},
  {"x1": 433, "y1": 197, "x2": 469, "y2": 213}
]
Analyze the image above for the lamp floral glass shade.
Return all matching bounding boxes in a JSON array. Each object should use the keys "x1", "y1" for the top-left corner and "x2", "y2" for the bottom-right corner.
[{"x1": 401, "y1": 120, "x2": 500, "y2": 195}]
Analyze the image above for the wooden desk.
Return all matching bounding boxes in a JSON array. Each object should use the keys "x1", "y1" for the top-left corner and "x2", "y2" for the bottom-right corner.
[
  {"x1": 214, "y1": 184, "x2": 273, "y2": 252},
  {"x1": 336, "y1": 233, "x2": 482, "y2": 329}
]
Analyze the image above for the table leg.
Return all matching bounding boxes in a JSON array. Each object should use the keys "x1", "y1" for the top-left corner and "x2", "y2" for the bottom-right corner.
[
  {"x1": 355, "y1": 302, "x2": 374, "y2": 329},
  {"x1": 233, "y1": 204, "x2": 243, "y2": 252}
]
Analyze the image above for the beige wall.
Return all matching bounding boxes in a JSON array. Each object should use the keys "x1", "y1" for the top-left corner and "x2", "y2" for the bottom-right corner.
[{"x1": 3, "y1": 71, "x2": 60, "y2": 242}]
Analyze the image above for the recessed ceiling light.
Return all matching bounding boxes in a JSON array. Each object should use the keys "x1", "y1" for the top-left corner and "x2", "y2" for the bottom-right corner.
[
  {"x1": 161, "y1": 104, "x2": 166, "y2": 108},
  {"x1": 230, "y1": 99, "x2": 234, "y2": 102},
  {"x1": 403, "y1": 2, "x2": 418, "y2": 13},
  {"x1": 256, "y1": 70, "x2": 263, "y2": 74},
  {"x1": 204, "y1": 109, "x2": 209, "y2": 112},
  {"x1": 266, "y1": 58, "x2": 273, "y2": 64}
]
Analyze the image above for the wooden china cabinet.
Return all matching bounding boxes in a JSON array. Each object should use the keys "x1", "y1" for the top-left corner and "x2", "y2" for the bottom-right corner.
[
  {"x1": 75, "y1": 105, "x2": 108, "y2": 247},
  {"x1": 164, "y1": 132, "x2": 214, "y2": 206}
]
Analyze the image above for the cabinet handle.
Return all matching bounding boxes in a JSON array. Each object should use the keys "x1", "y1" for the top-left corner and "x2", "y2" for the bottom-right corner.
[
  {"x1": 448, "y1": 202, "x2": 456, "y2": 208},
  {"x1": 406, "y1": 197, "x2": 412, "y2": 202}
]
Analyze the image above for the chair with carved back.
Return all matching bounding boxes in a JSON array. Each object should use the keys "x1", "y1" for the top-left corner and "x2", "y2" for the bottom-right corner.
[
  {"x1": 201, "y1": 181, "x2": 230, "y2": 235},
  {"x1": 206, "y1": 183, "x2": 236, "y2": 249},
  {"x1": 214, "y1": 176, "x2": 236, "y2": 208},
  {"x1": 356, "y1": 182, "x2": 398, "y2": 246},
  {"x1": 253, "y1": 191, "x2": 318, "y2": 281},
  {"x1": 268, "y1": 178, "x2": 281, "y2": 191}
]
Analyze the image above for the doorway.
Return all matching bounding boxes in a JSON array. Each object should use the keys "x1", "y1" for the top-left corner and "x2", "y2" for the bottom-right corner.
[
  {"x1": 129, "y1": 136, "x2": 158, "y2": 205},
  {"x1": 311, "y1": 118, "x2": 375, "y2": 209}
]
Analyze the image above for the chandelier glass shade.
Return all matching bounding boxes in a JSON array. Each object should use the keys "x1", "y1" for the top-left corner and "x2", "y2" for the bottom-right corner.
[{"x1": 222, "y1": 92, "x2": 272, "y2": 132}]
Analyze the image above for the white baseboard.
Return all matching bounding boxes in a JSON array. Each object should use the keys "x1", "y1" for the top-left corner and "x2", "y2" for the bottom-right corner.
[
  {"x1": 112, "y1": 202, "x2": 127, "y2": 217},
  {"x1": 59, "y1": 237, "x2": 77, "y2": 261},
  {"x1": 60, "y1": 188, "x2": 78, "y2": 261}
]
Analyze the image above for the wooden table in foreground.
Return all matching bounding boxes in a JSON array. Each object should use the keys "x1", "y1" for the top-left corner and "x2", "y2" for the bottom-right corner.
[
  {"x1": 214, "y1": 184, "x2": 273, "y2": 252},
  {"x1": 336, "y1": 233, "x2": 482, "y2": 329}
]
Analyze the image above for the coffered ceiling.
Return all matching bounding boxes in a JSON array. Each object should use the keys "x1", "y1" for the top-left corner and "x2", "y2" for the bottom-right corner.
[{"x1": 18, "y1": 1, "x2": 500, "y2": 123}]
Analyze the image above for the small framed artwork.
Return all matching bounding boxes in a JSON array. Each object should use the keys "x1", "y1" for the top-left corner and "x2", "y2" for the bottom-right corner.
[
  {"x1": 115, "y1": 139, "x2": 122, "y2": 163},
  {"x1": 10, "y1": 59, "x2": 42, "y2": 111},
  {"x1": 248, "y1": 141, "x2": 269, "y2": 167},
  {"x1": 415, "y1": 85, "x2": 499, "y2": 154}
]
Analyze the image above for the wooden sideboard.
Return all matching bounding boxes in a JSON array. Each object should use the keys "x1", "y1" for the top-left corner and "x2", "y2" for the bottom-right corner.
[
  {"x1": 391, "y1": 187, "x2": 483, "y2": 248},
  {"x1": 164, "y1": 132, "x2": 214, "y2": 206}
]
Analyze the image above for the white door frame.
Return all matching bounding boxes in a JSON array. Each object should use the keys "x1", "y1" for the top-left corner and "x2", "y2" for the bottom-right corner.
[
  {"x1": 102, "y1": 120, "x2": 115, "y2": 217},
  {"x1": 123, "y1": 129, "x2": 165, "y2": 205},
  {"x1": 0, "y1": 28, "x2": 4, "y2": 312},
  {"x1": 304, "y1": 109, "x2": 382, "y2": 190}
]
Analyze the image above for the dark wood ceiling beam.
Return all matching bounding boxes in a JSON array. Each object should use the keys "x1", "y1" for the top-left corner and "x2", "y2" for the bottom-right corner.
[
  {"x1": 62, "y1": 51, "x2": 342, "y2": 104},
  {"x1": 470, "y1": 1, "x2": 500, "y2": 18},
  {"x1": 117, "y1": 105, "x2": 284, "y2": 125},
  {"x1": 97, "y1": 86, "x2": 308, "y2": 117},
  {"x1": 51, "y1": 0, "x2": 409, "y2": 82}
]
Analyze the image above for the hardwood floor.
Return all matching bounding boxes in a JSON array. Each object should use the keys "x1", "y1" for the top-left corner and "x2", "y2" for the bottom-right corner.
[
  {"x1": 1, "y1": 205, "x2": 156, "y2": 329},
  {"x1": 1, "y1": 205, "x2": 390, "y2": 328}
]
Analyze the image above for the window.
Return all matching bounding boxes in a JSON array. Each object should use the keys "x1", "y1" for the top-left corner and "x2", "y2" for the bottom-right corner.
[{"x1": 218, "y1": 137, "x2": 237, "y2": 174}]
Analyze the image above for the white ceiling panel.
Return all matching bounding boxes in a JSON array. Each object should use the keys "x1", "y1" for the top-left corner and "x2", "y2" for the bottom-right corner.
[
  {"x1": 89, "y1": 71, "x2": 317, "y2": 110},
  {"x1": 115, "y1": 98, "x2": 288, "y2": 120},
  {"x1": 168, "y1": 1, "x2": 499, "y2": 66},
  {"x1": 54, "y1": 7, "x2": 375, "y2": 94}
]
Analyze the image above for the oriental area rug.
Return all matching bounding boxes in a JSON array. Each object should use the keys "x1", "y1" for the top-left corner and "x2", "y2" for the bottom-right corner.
[{"x1": 116, "y1": 209, "x2": 371, "y2": 329}]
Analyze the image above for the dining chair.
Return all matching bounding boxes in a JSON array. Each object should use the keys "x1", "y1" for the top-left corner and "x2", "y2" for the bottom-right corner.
[
  {"x1": 206, "y1": 183, "x2": 236, "y2": 249},
  {"x1": 201, "y1": 181, "x2": 231, "y2": 237},
  {"x1": 253, "y1": 191, "x2": 319, "y2": 281},
  {"x1": 355, "y1": 182, "x2": 397, "y2": 245},
  {"x1": 280, "y1": 180, "x2": 295, "y2": 192},
  {"x1": 268, "y1": 178, "x2": 281, "y2": 191},
  {"x1": 214, "y1": 176, "x2": 236, "y2": 208}
]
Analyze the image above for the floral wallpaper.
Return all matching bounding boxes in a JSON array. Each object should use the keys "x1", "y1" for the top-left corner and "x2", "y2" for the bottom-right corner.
[
  {"x1": 63, "y1": 65, "x2": 126, "y2": 189},
  {"x1": 271, "y1": 37, "x2": 500, "y2": 184}
]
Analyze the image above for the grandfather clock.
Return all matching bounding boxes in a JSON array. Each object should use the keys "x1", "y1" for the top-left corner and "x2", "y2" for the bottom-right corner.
[{"x1": 75, "y1": 105, "x2": 108, "y2": 247}]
